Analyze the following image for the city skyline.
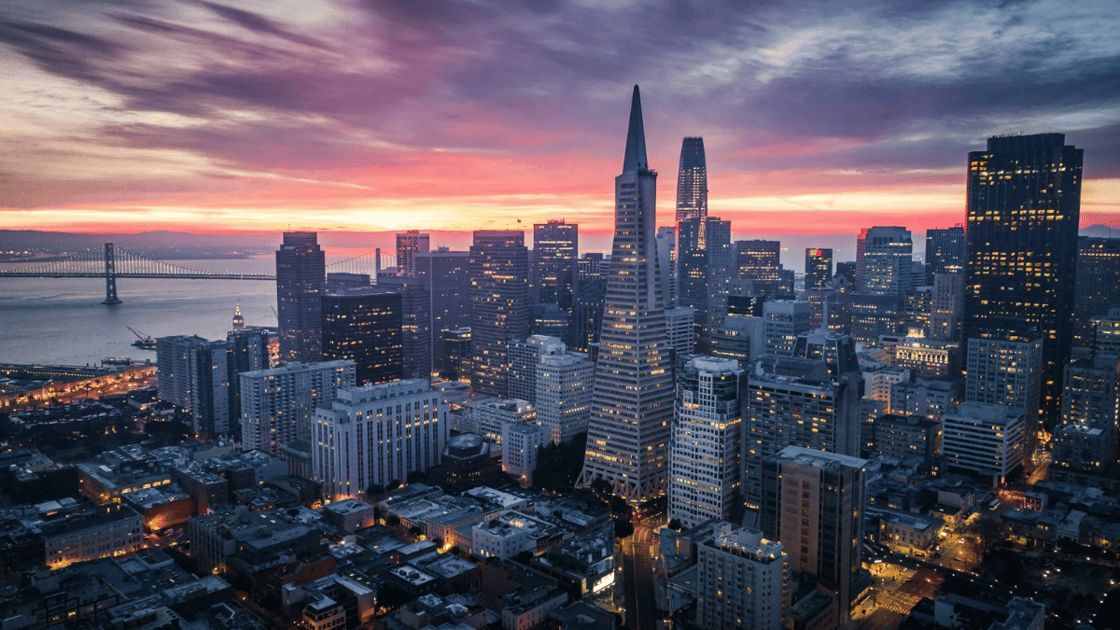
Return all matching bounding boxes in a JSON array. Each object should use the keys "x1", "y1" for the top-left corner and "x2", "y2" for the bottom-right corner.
[{"x1": 1, "y1": 1, "x2": 1118, "y2": 236}]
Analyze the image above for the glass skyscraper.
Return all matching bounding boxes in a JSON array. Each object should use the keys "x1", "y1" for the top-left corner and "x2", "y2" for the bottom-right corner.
[
  {"x1": 676, "y1": 136, "x2": 707, "y2": 223},
  {"x1": 964, "y1": 133, "x2": 1082, "y2": 424},
  {"x1": 276, "y1": 232, "x2": 325, "y2": 363}
]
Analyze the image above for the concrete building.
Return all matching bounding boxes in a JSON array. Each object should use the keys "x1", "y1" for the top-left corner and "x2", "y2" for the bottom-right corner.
[
  {"x1": 276, "y1": 231, "x2": 325, "y2": 363},
  {"x1": 889, "y1": 377, "x2": 961, "y2": 422},
  {"x1": 859, "y1": 226, "x2": 913, "y2": 296},
  {"x1": 312, "y1": 379, "x2": 448, "y2": 500},
  {"x1": 508, "y1": 335, "x2": 567, "y2": 404},
  {"x1": 536, "y1": 351, "x2": 594, "y2": 445},
  {"x1": 470, "y1": 231, "x2": 531, "y2": 397},
  {"x1": 965, "y1": 324, "x2": 1043, "y2": 445},
  {"x1": 41, "y1": 504, "x2": 143, "y2": 569},
  {"x1": 668, "y1": 357, "x2": 743, "y2": 529},
  {"x1": 474, "y1": 399, "x2": 536, "y2": 450},
  {"x1": 942, "y1": 402, "x2": 1026, "y2": 481},
  {"x1": 156, "y1": 335, "x2": 231, "y2": 438},
  {"x1": 240, "y1": 360, "x2": 356, "y2": 459},
  {"x1": 763, "y1": 300, "x2": 811, "y2": 356},
  {"x1": 502, "y1": 421, "x2": 545, "y2": 484},
  {"x1": 321, "y1": 287, "x2": 403, "y2": 386},
  {"x1": 929, "y1": 273, "x2": 964, "y2": 341},
  {"x1": 760, "y1": 447, "x2": 867, "y2": 624},
  {"x1": 696, "y1": 524, "x2": 789, "y2": 630}
]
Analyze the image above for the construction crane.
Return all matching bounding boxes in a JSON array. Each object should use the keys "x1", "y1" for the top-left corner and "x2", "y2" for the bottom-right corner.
[{"x1": 128, "y1": 326, "x2": 156, "y2": 350}]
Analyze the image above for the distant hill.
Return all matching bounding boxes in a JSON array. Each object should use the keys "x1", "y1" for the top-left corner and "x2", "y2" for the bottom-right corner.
[{"x1": 1081, "y1": 224, "x2": 1120, "y2": 238}]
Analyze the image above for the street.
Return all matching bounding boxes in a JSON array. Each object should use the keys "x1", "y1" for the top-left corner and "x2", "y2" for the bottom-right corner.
[{"x1": 620, "y1": 523, "x2": 660, "y2": 630}]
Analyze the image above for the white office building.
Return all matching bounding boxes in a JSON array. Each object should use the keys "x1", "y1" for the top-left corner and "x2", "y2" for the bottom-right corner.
[
  {"x1": 942, "y1": 401, "x2": 1025, "y2": 481},
  {"x1": 696, "y1": 524, "x2": 789, "y2": 630},
  {"x1": 669, "y1": 357, "x2": 743, "y2": 529},
  {"x1": 312, "y1": 379, "x2": 448, "y2": 500},
  {"x1": 502, "y1": 421, "x2": 545, "y2": 483},
  {"x1": 536, "y1": 352, "x2": 594, "y2": 445},
  {"x1": 241, "y1": 360, "x2": 356, "y2": 459},
  {"x1": 474, "y1": 399, "x2": 536, "y2": 449}
]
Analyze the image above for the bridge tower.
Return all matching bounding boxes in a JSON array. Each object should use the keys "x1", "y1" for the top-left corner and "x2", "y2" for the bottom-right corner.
[{"x1": 102, "y1": 242, "x2": 122, "y2": 305}]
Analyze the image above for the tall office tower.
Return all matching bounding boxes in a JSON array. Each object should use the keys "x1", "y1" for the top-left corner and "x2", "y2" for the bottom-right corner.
[
  {"x1": 929, "y1": 273, "x2": 964, "y2": 341},
  {"x1": 226, "y1": 329, "x2": 270, "y2": 428},
  {"x1": 1061, "y1": 355, "x2": 1120, "y2": 428},
  {"x1": 416, "y1": 248, "x2": 472, "y2": 373},
  {"x1": 805, "y1": 248, "x2": 833, "y2": 291},
  {"x1": 312, "y1": 379, "x2": 448, "y2": 500},
  {"x1": 925, "y1": 226, "x2": 966, "y2": 284},
  {"x1": 1075, "y1": 237, "x2": 1120, "y2": 343},
  {"x1": 965, "y1": 322, "x2": 1043, "y2": 442},
  {"x1": 321, "y1": 287, "x2": 403, "y2": 385},
  {"x1": 536, "y1": 351, "x2": 594, "y2": 445},
  {"x1": 507, "y1": 335, "x2": 567, "y2": 404},
  {"x1": 576, "y1": 86, "x2": 675, "y2": 509},
  {"x1": 942, "y1": 402, "x2": 1026, "y2": 481},
  {"x1": 240, "y1": 360, "x2": 356, "y2": 459},
  {"x1": 668, "y1": 357, "x2": 744, "y2": 528},
  {"x1": 276, "y1": 232, "x2": 325, "y2": 363},
  {"x1": 964, "y1": 134, "x2": 1082, "y2": 423},
  {"x1": 656, "y1": 226, "x2": 677, "y2": 307},
  {"x1": 1092, "y1": 310, "x2": 1120, "y2": 354},
  {"x1": 577, "y1": 252, "x2": 606, "y2": 283},
  {"x1": 156, "y1": 335, "x2": 230, "y2": 438},
  {"x1": 859, "y1": 226, "x2": 913, "y2": 296},
  {"x1": 743, "y1": 352, "x2": 862, "y2": 509},
  {"x1": 469, "y1": 231, "x2": 531, "y2": 397},
  {"x1": 679, "y1": 216, "x2": 733, "y2": 348},
  {"x1": 676, "y1": 136, "x2": 707, "y2": 223},
  {"x1": 395, "y1": 230, "x2": 430, "y2": 278},
  {"x1": 760, "y1": 447, "x2": 866, "y2": 624},
  {"x1": 439, "y1": 328, "x2": 471, "y2": 380},
  {"x1": 763, "y1": 300, "x2": 811, "y2": 356},
  {"x1": 848, "y1": 293, "x2": 903, "y2": 347},
  {"x1": 378, "y1": 275, "x2": 432, "y2": 380},
  {"x1": 571, "y1": 278, "x2": 607, "y2": 353},
  {"x1": 696, "y1": 525, "x2": 790, "y2": 630},
  {"x1": 533, "y1": 220, "x2": 578, "y2": 312},
  {"x1": 734, "y1": 240, "x2": 784, "y2": 298},
  {"x1": 665, "y1": 306, "x2": 696, "y2": 358}
]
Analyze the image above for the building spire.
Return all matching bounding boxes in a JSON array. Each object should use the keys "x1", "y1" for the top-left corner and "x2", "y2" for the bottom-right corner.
[{"x1": 622, "y1": 85, "x2": 648, "y2": 173}]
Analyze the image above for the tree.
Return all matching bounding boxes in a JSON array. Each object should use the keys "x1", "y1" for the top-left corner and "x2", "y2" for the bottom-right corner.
[
  {"x1": 366, "y1": 483, "x2": 386, "y2": 498},
  {"x1": 407, "y1": 469, "x2": 429, "y2": 484},
  {"x1": 615, "y1": 518, "x2": 634, "y2": 539},
  {"x1": 667, "y1": 519, "x2": 683, "y2": 531},
  {"x1": 387, "y1": 479, "x2": 402, "y2": 491}
]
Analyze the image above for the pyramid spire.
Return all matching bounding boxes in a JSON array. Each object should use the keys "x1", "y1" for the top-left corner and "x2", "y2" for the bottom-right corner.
[{"x1": 622, "y1": 85, "x2": 648, "y2": 173}]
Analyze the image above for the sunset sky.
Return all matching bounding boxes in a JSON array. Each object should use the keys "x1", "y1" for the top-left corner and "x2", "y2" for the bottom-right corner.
[{"x1": 2, "y1": 0, "x2": 1119, "y2": 240}]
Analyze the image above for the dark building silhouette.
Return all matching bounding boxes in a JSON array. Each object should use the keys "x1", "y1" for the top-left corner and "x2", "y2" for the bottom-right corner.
[
  {"x1": 679, "y1": 216, "x2": 732, "y2": 350},
  {"x1": 572, "y1": 277, "x2": 606, "y2": 354},
  {"x1": 1074, "y1": 236, "x2": 1120, "y2": 343},
  {"x1": 226, "y1": 329, "x2": 270, "y2": 432},
  {"x1": 533, "y1": 220, "x2": 579, "y2": 313},
  {"x1": 276, "y1": 232, "x2": 325, "y2": 363},
  {"x1": 322, "y1": 287, "x2": 403, "y2": 385},
  {"x1": 963, "y1": 133, "x2": 1082, "y2": 424},
  {"x1": 925, "y1": 226, "x2": 966, "y2": 284},
  {"x1": 805, "y1": 248, "x2": 833, "y2": 291},
  {"x1": 676, "y1": 137, "x2": 708, "y2": 223},
  {"x1": 735, "y1": 240, "x2": 788, "y2": 298},
  {"x1": 416, "y1": 248, "x2": 472, "y2": 378},
  {"x1": 379, "y1": 274, "x2": 433, "y2": 380},
  {"x1": 469, "y1": 231, "x2": 531, "y2": 397}
]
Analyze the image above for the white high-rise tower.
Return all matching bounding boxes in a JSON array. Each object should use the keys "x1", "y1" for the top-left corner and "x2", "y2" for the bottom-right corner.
[{"x1": 576, "y1": 86, "x2": 674, "y2": 509}]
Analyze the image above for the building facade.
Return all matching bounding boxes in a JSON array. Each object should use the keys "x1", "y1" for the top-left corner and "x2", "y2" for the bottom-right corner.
[
  {"x1": 321, "y1": 288, "x2": 403, "y2": 385},
  {"x1": 469, "y1": 231, "x2": 531, "y2": 397},
  {"x1": 277, "y1": 232, "x2": 325, "y2": 363},
  {"x1": 240, "y1": 360, "x2": 356, "y2": 459},
  {"x1": 696, "y1": 524, "x2": 789, "y2": 630}
]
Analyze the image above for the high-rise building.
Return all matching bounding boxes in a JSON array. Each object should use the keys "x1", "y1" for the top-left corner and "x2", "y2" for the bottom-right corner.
[
  {"x1": 760, "y1": 446, "x2": 866, "y2": 624},
  {"x1": 438, "y1": 328, "x2": 471, "y2": 381},
  {"x1": 965, "y1": 322, "x2": 1043, "y2": 432},
  {"x1": 712, "y1": 315, "x2": 766, "y2": 367},
  {"x1": 668, "y1": 357, "x2": 743, "y2": 528},
  {"x1": 762, "y1": 300, "x2": 811, "y2": 356},
  {"x1": 312, "y1": 379, "x2": 448, "y2": 500},
  {"x1": 416, "y1": 248, "x2": 472, "y2": 373},
  {"x1": 676, "y1": 136, "x2": 707, "y2": 223},
  {"x1": 321, "y1": 287, "x2": 403, "y2": 385},
  {"x1": 276, "y1": 232, "x2": 325, "y2": 363},
  {"x1": 536, "y1": 351, "x2": 594, "y2": 445},
  {"x1": 743, "y1": 354, "x2": 862, "y2": 509},
  {"x1": 942, "y1": 402, "x2": 1026, "y2": 481},
  {"x1": 696, "y1": 524, "x2": 790, "y2": 630},
  {"x1": 577, "y1": 86, "x2": 675, "y2": 509},
  {"x1": 860, "y1": 226, "x2": 913, "y2": 296},
  {"x1": 156, "y1": 335, "x2": 230, "y2": 438},
  {"x1": 395, "y1": 231, "x2": 430, "y2": 278},
  {"x1": 679, "y1": 216, "x2": 733, "y2": 348},
  {"x1": 656, "y1": 226, "x2": 677, "y2": 307},
  {"x1": 925, "y1": 226, "x2": 966, "y2": 284},
  {"x1": 929, "y1": 273, "x2": 964, "y2": 341},
  {"x1": 1061, "y1": 355, "x2": 1119, "y2": 428},
  {"x1": 665, "y1": 306, "x2": 696, "y2": 359},
  {"x1": 507, "y1": 335, "x2": 567, "y2": 404},
  {"x1": 378, "y1": 275, "x2": 433, "y2": 380},
  {"x1": 964, "y1": 133, "x2": 1082, "y2": 423},
  {"x1": 1075, "y1": 236, "x2": 1120, "y2": 343},
  {"x1": 473, "y1": 399, "x2": 536, "y2": 449},
  {"x1": 571, "y1": 278, "x2": 607, "y2": 354},
  {"x1": 225, "y1": 329, "x2": 270, "y2": 428},
  {"x1": 533, "y1": 220, "x2": 578, "y2": 312},
  {"x1": 805, "y1": 248, "x2": 833, "y2": 291},
  {"x1": 734, "y1": 240, "x2": 785, "y2": 298},
  {"x1": 1092, "y1": 310, "x2": 1120, "y2": 355},
  {"x1": 469, "y1": 231, "x2": 531, "y2": 397},
  {"x1": 240, "y1": 360, "x2": 356, "y2": 459}
]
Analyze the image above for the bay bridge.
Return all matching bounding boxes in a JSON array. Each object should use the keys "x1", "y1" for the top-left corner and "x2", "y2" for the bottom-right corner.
[{"x1": 0, "y1": 243, "x2": 392, "y2": 304}]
